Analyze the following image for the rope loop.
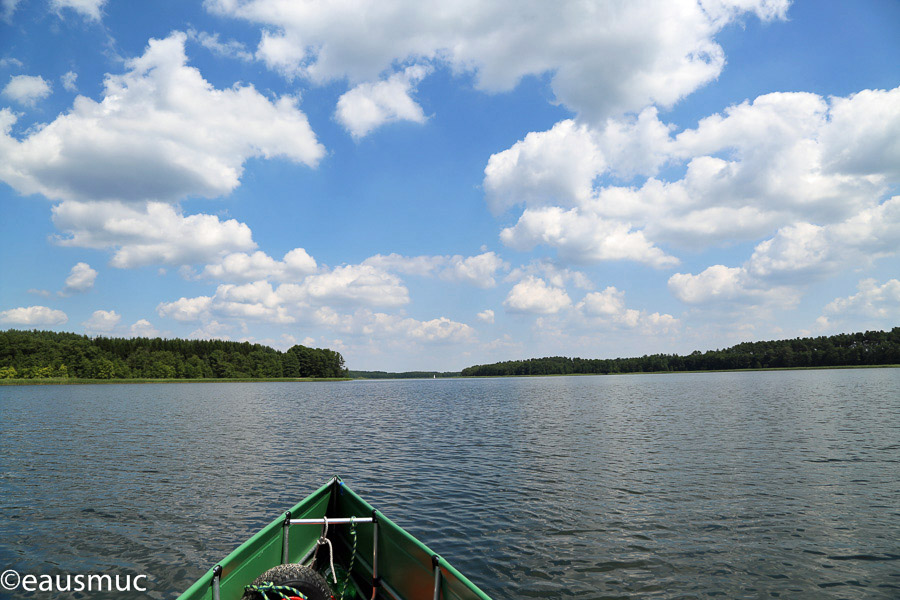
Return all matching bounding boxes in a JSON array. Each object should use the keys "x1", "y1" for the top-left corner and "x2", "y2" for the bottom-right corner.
[
  {"x1": 311, "y1": 516, "x2": 334, "y2": 579},
  {"x1": 244, "y1": 581, "x2": 308, "y2": 600},
  {"x1": 312, "y1": 516, "x2": 337, "y2": 584}
]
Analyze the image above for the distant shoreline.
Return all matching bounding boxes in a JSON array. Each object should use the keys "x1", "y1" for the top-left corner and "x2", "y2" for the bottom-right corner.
[
  {"x1": 0, "y1": 377, "x2": 352, "y2": 386},
  {"x1": 454, "y1": 363, "x2": 900, "y2": 379},
  {"x1": 459, "y1": 329, "x2": 900, "y2": 377},
  {"x1": 354, "y1": 364, "x2": 900, "y2": 380},
  {"x1": 3, "y1": 364, "x2": 897, "y2": 385}
]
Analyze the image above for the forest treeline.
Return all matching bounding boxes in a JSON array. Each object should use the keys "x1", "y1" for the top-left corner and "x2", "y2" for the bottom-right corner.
[
  {"x1": 461, "y1": 328, "x2": 900, "y2": 377},
  {"x1": 0, "y1": 329, "x2": 348, "y2": 380}
]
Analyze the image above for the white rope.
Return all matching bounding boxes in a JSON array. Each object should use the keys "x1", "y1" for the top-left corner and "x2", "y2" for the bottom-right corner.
[
  {"x1": 317, "y1": 516, "x2": 338, "y2": 584},
  {"x1": 318, "y1": 537, "x2": 337, "y2": 584}
]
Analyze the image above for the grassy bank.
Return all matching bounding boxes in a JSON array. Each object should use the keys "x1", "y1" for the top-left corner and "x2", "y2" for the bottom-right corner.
[{"x1": 0, "y1": 377, "x2": 352, "y2": 386}]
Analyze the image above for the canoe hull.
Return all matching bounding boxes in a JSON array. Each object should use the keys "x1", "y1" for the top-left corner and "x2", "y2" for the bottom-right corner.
[{"x1": 176, "y1": 477, "x2": 492, "y2": 600}]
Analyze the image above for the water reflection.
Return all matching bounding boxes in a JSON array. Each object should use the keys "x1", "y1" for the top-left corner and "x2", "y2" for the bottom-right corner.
[{"x1": 1, "y1": 369, "x2": 898, "y2": 599}]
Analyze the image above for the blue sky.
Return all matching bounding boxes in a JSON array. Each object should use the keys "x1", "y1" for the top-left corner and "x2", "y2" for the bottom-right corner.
[{"x1": 1, "y1": 0, "x2": 898, "y2": 371}]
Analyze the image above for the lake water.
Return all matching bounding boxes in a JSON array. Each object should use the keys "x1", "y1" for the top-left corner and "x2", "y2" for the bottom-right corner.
[{"x1": 1, "y1": 369, "x2": 899, "y2": 599}]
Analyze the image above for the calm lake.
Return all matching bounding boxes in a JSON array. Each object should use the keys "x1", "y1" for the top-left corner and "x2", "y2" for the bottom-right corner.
[{"x1": 1, "y1": 369, "x2": 899, "y2": 599}]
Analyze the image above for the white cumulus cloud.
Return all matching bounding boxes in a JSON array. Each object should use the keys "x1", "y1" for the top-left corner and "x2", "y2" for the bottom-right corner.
[
  {"x1": 505, "y1": 260, "x2": 593, "y2": 290},
  {"x1": 1, "y1": 0, "x2": 22, "y2": 22},
  {"x1": 313, "y1": 307, "x2": 475, "y2": 344},
  {"x1": 485, "y1": 86, "x2": 900, "y2": 277},
  {"x1": 52, "y1": 201, "x2": 257, "y2": 268},
  {"x1": 160, "y1": 257, "x2": 481, "y2": 350},
  {"x1": 158, "y1": 262, "x2": 411, "y2": 326},
  {"x1": 211, "y1": 280, "x2": 294, "y2": 323},
  {"x1": 82, "y1": 309, "x2": 121, "y2": 334},
  {"x1": 51, "y1": 0, "x2": 107, "y2": 21},
  {"x1": 188, "y1": 320, "x2": 233, "y2": 341},
  {"x1": 669, "y1": 265, "x2": 749, "y2": 304},
  {"x1": 0, "y1": 57, "x2": 23, "y2": 69},
  {"x1": 207, "y1": 0, "x2": 786, "y2": 121},
  {"x1": 60, "y1": 71, "x2": 78, "y2": 92},
  {"x1": 156, "y1": 296, "x2": 213, "y2": 322},
  {"x1": 362, "y1": 253, "x2": 446, "y2": 277},
  {"x1": 504, "y1": 276, "x2": 572, "y2": 315},
  {"x1": 189, "y1": 29, "x2": 255, "y2": 61},
  {"x1": 2, "y1": 74, "x2": 51, "y2": 106},
  {"x1": 0, "y1": 305, "x2": 68, "y2": 325},
  {"x1": 280, "y1": 265, "x2": 409, "y2": 308},
  {"x1": 61, "y1": 262, "x2": 97, "y2": 295},
  {"x1": 198, "y1": 248, "x2": 317, "y2": 282},
  {"x1": 0, "y1": 31, "x2": 323, "y2": 204},
  {"x1": 439, "y1": 252, "x2": 507, "y2": 288},
  {"x1": 477, "y1": 309, "x2": 495, "y2": 324},
  {"x1": 363, "y1": 251, "x2": 507, "y2": 288},
  {"x1": 500, "y1": 206, "x2": 679, "y2": 268},
  {"x1": 485, "y1": 119, "x2": 606, "y2": 215},
  {"x1": 577, "y1": 286, "x2": 679, "y2": 334},
  {"x1": 336, "y1": 65, "x2": 430, "y2": 138},
  {"x1": 820, "y1": 85, "x2": 900, "y2": 180},
  {"x1": 130, "y1": 319, "x2": 161, "y2": 338},
  {"x1": 669, "y1": 195, "x2": 900, "y2": 308},
  {"x1": 823, "y1": 279, "x2": 900, "y2": 321}
]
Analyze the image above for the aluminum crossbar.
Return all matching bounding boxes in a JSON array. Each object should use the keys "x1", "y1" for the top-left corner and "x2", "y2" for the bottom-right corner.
[{"x1": 290, "y1": 517, "x2": 374, "y2": 525}]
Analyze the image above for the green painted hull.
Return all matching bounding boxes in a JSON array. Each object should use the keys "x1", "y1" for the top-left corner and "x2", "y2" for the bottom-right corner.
[{"x1": 177, "y1": 477, "x2": 492, "y2": 600}]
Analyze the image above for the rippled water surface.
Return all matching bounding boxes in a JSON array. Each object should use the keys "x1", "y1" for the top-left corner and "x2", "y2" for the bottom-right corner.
[{"x1": 1, "y1": 370, "x2": 899, "y2": 599}]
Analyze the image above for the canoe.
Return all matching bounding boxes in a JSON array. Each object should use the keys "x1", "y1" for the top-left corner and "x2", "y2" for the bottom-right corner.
[{"x1": 177, "y1": 477, "x2": 493, "y2": 600}]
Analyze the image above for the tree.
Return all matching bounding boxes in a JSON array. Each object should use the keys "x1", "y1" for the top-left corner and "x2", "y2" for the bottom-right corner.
[
  {"x1": 0, "y1": 329, "x2": 357, "y2": 380},
  {"x1": 92, "y1": 358, "x2": 116, "y2": 379},
  {"x1": 282, "y1": 350, "x2": 301, "y2": 377},
  {"x1": 286, "y1": 344, "x2": 347, "y2": 378}
]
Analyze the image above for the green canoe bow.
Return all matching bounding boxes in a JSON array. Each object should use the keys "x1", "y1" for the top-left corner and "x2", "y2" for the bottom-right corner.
[{"x1": 177, "y1": 477, "x2": 493, "y2": 600}]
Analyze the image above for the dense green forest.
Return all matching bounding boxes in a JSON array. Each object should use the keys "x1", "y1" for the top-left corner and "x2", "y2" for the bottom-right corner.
[
  {"x1": 461, "y1": 328, "x2": 900, "y2": 377},
  {"x1": 0, "y1": 329, "x2": 348, "y2": 380},
  {"x1": 4, "y1": 327, "x2": 898, "y2": 382}
]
